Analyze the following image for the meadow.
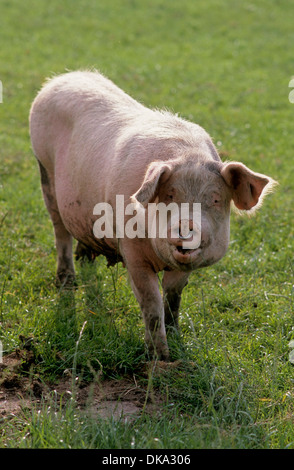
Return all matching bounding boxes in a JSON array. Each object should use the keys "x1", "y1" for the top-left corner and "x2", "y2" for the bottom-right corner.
[{"x1": 0, "y1": 0, "x2": 293, "y2": 449}]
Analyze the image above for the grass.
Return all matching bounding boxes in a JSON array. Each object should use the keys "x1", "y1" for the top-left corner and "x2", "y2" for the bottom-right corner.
[{"x1": 1, "y1": 0, "x2": 294, "y2": 449}]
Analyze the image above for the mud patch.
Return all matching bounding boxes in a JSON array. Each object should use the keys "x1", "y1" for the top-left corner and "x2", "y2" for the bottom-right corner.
[
  {"x1": 0, "y1": 348, "x2": 44, "y2": 417},
  {"x1": 51, "y1": 372, "x2": 164, "y2": 421},
  {"x1": 94, "y1": 401, "x2": 141, "y2": 421},
  {"x1": 0, "y1": 348, "x2": 169, "y2": 421}
]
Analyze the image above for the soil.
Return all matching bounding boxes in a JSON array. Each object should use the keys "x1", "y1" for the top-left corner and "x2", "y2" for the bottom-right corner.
[{"x1": 0, "y1": 342, "x2": 175, "y2": 422}]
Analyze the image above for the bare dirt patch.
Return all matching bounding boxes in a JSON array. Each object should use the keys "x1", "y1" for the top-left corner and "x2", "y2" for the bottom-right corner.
[
  {"x1": 0, "y1": 344, "x2": 171, "y2": 421},
  {"x1": 0, "y1": 349, "x2": 43, "y2": 417}
]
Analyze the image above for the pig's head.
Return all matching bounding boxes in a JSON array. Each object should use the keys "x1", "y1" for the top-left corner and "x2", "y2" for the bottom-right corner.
[{"x1": 131, "y1": 157, "x2": 276, "y2": 272}]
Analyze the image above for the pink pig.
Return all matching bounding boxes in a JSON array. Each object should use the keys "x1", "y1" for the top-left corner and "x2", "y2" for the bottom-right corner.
[{"x1": 29, "y1": 71, "x2": 276, "y2": 360}]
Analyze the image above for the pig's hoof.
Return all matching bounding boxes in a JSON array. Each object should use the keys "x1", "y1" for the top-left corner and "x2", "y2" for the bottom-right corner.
[
  {"x1": 146, "y1": 344, "x2": 170, "y2": 362},
  {"x1": 56, "y1": 271, "x2": 77, "y2": 289},
  {"x1": 153, "y1": 352, "x2": 170, "y2": 362}
]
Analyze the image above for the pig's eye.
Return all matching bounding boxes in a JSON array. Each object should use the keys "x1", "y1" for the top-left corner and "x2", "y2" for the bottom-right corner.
[
  {"x1": 212, "y1": 193, "x2": 221, "y2": 206},
  {"x1": 165, "y1": 192, "x2": 174, "y2": 201},
  {"x1": 163, "y1": 187, "x2": 176, "y2": 203}
]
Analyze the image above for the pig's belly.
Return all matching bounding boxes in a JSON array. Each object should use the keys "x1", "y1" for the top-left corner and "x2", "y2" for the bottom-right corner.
[{"x1": 56, "y1": 189, "x2": 122, "y2": 266}]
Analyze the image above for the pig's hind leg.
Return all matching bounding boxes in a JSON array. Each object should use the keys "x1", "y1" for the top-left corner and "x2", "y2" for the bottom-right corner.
[{"x1": 37, "y1": 160, "x2": 76, "y2": 288}]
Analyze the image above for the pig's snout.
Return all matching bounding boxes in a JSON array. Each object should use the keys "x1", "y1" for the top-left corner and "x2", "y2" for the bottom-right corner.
[
  {"x1": 179, "y1": 219, "x2": 195, "y2": 240},
  {"x1": 168, "y1": 218, "x2": 202, "y2": 246},
  {"x1": 168, "y1": 218, "x2": 208, "y2": 265}
]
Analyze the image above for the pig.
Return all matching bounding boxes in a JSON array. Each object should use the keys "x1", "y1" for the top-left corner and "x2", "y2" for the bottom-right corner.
[{"x1": 29, "y1": 70, "x2": 276, "y2": 360}]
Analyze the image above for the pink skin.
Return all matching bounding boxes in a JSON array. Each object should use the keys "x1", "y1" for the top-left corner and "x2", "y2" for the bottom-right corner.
[
  {"x1": 29, "y1": 71, "x2": 277, "y2": 360},
  {"x1": 134, "y1": 163, "x2": 233, "y2": 272}
]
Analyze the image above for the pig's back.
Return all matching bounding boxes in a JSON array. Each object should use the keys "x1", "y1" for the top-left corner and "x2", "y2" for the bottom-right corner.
[{"x1": 31, "y1": 70, "x2": 142, "y2": 121}]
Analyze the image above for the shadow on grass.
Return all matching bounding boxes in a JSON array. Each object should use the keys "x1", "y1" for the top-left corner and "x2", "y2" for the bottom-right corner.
[{"x1": 75, "y1": 258, "x2": 145, "y2": 376}]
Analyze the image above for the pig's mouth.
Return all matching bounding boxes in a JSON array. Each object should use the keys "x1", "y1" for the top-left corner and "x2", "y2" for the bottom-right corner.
[{"x1": 173, "y1": 244, "x2": 202, "y2": 265}]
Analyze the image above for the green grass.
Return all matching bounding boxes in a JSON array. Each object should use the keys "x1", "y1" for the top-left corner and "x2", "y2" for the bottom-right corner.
[{"x1": 1, "y1": 0, "x2": 294, "y2": 449}]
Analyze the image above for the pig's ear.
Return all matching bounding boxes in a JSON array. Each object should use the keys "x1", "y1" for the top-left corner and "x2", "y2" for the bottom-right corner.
[
  {"x1": 131, "y1": 161, "x2": 172, "y2": 207},
  {"x1": 220, "y1": 161, "x2": 277, "y2": 212}
]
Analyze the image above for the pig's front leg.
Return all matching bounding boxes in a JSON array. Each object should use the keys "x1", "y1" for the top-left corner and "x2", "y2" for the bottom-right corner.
[
  {"x1": 162, "y1": 271, "x2": 190, "y2": 330},
  {"x1": 127, "y1": 264, "x2": 169, "y2": 360}
]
